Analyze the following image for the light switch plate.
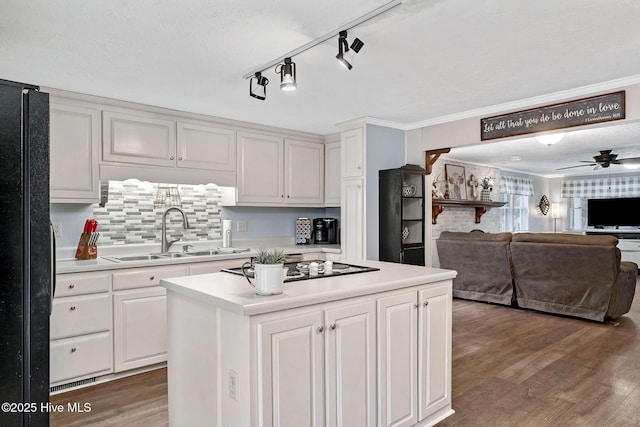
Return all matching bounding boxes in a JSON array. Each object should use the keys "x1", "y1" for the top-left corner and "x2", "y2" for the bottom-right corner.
[
  {"x1": 237, "y1": 220, "x2": 248, "y2": 232},
  {"x1": 52, "y1": 222, "x2": 62, "y2": 238}
]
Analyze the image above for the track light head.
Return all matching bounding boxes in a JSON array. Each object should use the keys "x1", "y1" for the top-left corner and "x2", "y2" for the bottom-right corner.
[
  {"x1": 336, "y1": 31, "x2": 364, "y2": 70},
  {"x1": 276, "y1": 57, "x2": 297, "y2": 91},
  {"x1": 249, "y1": 72, "x2": 269, "y2": 100},
  {"x1": 336, "y1": 31, "x2": 351, "y2": 70}
]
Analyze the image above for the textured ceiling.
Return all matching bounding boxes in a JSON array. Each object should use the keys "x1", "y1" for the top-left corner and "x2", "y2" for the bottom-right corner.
[{"x1": 2, "y1": 0, "x2": 640, "y2": 174}]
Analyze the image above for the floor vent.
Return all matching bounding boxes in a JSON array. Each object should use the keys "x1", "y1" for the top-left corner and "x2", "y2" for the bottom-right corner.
[{"x1": 50, "y1": 377, "x2": 96, "y2": 393}]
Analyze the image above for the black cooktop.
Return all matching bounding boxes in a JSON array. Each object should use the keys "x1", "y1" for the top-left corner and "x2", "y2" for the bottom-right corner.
[{"x1": 222, "y1": 260, "x2": 379, "y2": 282}]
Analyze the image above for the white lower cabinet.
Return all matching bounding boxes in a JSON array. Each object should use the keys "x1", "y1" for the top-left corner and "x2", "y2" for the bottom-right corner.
[
  {"x1": 50, "y1": 271, "x2": 112, "y2": 386},
  {"x1": 256, "y1": 310, "x2": 325, "y2": 427},
  {"x1": 52, "y1": 265, "x2": 191, "y2": 387},
  {"x1": 112, "y1": 265, "x2": 187, "y2": 372},
  {"x1": 166, "y1": 279, "x2": 453, "y2": 426},
  {"x1": 50, "y1": 332, "x2": 112, "y2": 384},
  {"x1": 325, "y1": 300, "x2": 377, "y2": 426},
  {"x1": 253, "y1": 299, "x2": 380, "y2": 427},
  {"x1": 378, "y1": 283, "x2": 453, "y2": 427},
  {"x1": 418, "y1": 285, "x2": 452, "y2": 421},
  {"x1": 113, "y1": 287, "x2": 168, "y2": 371},
  {"x1": 378, "y1": 292, "x2": 418, "y2": 427}
]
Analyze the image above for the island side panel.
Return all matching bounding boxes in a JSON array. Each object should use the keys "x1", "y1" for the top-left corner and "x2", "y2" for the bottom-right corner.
[{"x1": 166, "y1": 288, "x2": 251, "y2": 426}]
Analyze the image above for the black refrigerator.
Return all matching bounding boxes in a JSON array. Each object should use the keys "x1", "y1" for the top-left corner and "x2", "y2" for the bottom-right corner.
[{"x1": 0, "y1": 79, "x2": 52, "y2": 426}]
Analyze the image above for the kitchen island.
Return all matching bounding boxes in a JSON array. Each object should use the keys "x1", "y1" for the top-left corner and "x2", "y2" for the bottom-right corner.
[{"x1": 160, "y1": 260, "x2": 456, "y2": 427}]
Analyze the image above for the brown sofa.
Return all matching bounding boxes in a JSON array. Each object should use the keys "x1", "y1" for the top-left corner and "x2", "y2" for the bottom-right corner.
[{"x1": 437, "y1": 231, "x2": 637, "y2": 322}]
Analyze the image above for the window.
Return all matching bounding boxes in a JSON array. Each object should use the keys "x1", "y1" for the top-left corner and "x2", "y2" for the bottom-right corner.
[
  {"x1": 501, "y1": 194, "x2": 529, "y2": 232},
  {"x1": 567, "y1": 197, "x2": 587, "y2": 231}
]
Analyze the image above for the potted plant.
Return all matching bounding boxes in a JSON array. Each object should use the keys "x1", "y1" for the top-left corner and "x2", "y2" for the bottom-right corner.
[
  {"x1": 242, "y1": 247, "x2": 287, "y2": 295},
  {"x1": 480, "y1": 176, "x2": 494, "y2": 201}
]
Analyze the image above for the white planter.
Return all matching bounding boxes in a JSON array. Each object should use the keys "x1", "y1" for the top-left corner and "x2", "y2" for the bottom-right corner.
[{"x1": 247, "y1": 263, "x2": 287, "y2": 295}]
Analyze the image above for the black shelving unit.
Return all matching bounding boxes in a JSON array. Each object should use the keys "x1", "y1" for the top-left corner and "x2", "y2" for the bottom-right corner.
[{"x1": 379, "y1": 164, "x2": 425, "y2": 266}]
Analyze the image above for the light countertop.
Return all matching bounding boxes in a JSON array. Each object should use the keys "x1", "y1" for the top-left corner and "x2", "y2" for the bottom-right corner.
[
  {"x1": 56, "y1": 244, "x2": 341, "y2": 274},
  {"x1": 160, "y1": 260, "x2": 457, "y2": 316}
]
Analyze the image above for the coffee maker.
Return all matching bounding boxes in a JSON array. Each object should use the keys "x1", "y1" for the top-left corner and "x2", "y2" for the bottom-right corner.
[{"x1": 313, "y1": 218, "x2": 339, "y2": 244}]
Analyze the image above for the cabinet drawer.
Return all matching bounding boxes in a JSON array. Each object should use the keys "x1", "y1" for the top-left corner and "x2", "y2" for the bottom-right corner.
[
  {"x1": 51, "y1": 294, "x2": 110, "y2": 340},
  {"x1": 50, "y1": 332, "x2": 112, "y2": 384},
  {"x1": 112, "y1": 265, "x2": 188, "y2": 291},
  {"x1": 55, "y1": 272, "x2": 109, "y2": 297}
]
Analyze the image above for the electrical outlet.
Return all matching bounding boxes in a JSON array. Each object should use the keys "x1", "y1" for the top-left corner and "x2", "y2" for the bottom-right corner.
[
  {"x1": 237, "y1": 220, "x2": 248, "y2": 232},
  {"x1": 228, "y1": 370, "x2": 238, "y2": 400},
  {"x1": 52, "y1": 222, "x2": 62, "y2": 238}
]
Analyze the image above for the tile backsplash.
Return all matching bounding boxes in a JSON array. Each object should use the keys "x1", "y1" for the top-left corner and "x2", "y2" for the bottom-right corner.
[{"x1": 92, "y1": 180, "x2": 222, "y2": 245}]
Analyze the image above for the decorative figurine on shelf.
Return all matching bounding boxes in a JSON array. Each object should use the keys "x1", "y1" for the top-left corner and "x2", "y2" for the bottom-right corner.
[
  {"x1": 447, "y1": 172, "x2": 465, "y2": 200},
  {"x1": 480, "y1": 176, "x2": 495, "y2": 201},
  {"x1": 467, "y1": 174, "x2": 479, "y2": 200},
  {"x1": 431, "y1": 174, "x2": 445, "y2": 199}
]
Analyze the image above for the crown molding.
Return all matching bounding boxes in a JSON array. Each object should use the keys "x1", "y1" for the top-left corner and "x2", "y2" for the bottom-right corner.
[{"x1": 405, "y1": 74, "x2": 640, "y2": 129}]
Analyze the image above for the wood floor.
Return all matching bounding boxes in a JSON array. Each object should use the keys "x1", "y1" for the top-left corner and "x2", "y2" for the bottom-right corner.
[{"x1": 51, "y1": 280, "x2": 640, "y2": 427}]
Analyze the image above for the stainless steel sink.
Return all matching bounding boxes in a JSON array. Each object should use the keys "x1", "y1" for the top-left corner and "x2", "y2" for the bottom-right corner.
[
  {"x1": 187, "y1": 250, "x2": 220, "y2": 256},
  {"x1": 109, "y1": 254, "x2": 167, "y2": 262},
  {"x1": 103, "y1": 247, "x2": 251, "y2": 262},
  {"x1": 152, "y1": 252, "x2": 195, "y2": 258}
]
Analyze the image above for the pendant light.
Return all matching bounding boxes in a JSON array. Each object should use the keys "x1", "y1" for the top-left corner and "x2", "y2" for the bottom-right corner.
[
  {"x1": 249, "y1": 72, "x2": 269, "y2": 100},
  {"x1": 276, "y1": 57, "x2": 297, "y2": 91}
]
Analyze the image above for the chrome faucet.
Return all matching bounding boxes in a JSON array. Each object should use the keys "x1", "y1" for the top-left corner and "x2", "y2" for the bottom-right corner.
[{"x1": 161, "y1": 207, "x2": 190, "y2": 253}]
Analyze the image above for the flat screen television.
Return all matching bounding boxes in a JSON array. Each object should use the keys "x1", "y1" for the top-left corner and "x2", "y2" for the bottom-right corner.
[{"x1": 587, "y1": 197, "x2": 640, "y2": 227}]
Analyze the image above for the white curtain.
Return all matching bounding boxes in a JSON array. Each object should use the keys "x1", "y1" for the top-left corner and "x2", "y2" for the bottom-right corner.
[
  {"x1": 561, "y1": 176, "x2": 640, "y2": 198},
  {"x1": 499, "y1": 175, "x2": 534, "y2": 196}
]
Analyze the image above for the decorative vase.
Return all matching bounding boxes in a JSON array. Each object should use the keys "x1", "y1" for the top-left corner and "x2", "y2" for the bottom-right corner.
[{"x1": 481, "y1": 189, "x2": 491, "y2": 201}]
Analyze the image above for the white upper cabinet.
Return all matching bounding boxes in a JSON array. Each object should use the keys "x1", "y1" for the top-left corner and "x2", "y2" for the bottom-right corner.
[
  {"x1": 324, "y1": 141, "x2": 341, "y2": 206},
  {"x1": 176, "y1": 122, "x2": 235, "y2": 171},
  {"x1": 236, "y1": 131, "x2": 324, "y2": 206},
  {"x1": 342, "y1": 127, "x2": 364, "y2": 178},
  {"x1": 102, "y1": 110, "x2": 176, "y2": 167},
  {"x1": 100, "y1": 108, "x2": 238, "y2": 186},
  {"x1": 50, "y1": 100, "x2": 101, "y2": 203},
  {"x1": 236, "y1": 131, "x2": 284, "y2": 204},
  {"x1": 285, "y1": 139, "x2": 324, "y2": 205}
]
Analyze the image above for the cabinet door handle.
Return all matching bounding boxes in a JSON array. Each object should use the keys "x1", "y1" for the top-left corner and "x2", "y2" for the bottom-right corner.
[
  {"x1": 170, "y1": 156, "x2": 174, "y2": 160},
  {"x1": 178, "y1": 156, "x2": 183, "y2": 161},
  {"x1": 423, "y1": 301, "x2": 429, "y2": 307},
  {"x1": 357, "y1": 166, "x2": 361, "y2": 170},
  {"x1": 70, "y1": 347, "x2": 77, "y2": 353},
  {"x1": 287, "y1": 195, "x2": 290, "y2": 198},
  {"x1": 68, "y1": 284, "x2": 75, "y2": 289},
  {"x1": 69, "y1": 306, "x2": 76, "y2": 311},
  {"x1": 329, "y1": 323, "x2": 336, "y2": 330},
  {"x1": 414, "y1": 303, "x2": 419, "y2": 309},
  {"x1": 316, "y1": 326, "x2": 324, "y2": 333},
  {"x1": 149, "y1": 276, "x2": 155, "y2": 281}
]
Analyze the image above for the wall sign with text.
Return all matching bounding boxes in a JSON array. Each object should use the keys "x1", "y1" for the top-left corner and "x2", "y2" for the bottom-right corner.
[{"x1": 480, "y1": 91, "x2": 625, "y2": 141}]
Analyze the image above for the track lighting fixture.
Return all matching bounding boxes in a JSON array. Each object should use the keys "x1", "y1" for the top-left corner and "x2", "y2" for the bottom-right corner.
[
  {"x1": 249, "y1": 72, "x2": 269, "y2": 100},
  {"x1": 276, "y1": 57, "x2": 297, "y2": 91},
  {"x1": 336, "y1": 30, "x2": 364, "y2": 70},
  {"x1": 244, "y1": 0, "x2": 399, "y2": 99}
]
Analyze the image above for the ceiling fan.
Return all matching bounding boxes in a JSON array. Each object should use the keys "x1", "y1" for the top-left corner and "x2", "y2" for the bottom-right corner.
[{"x1": 557, "y1": 150, "x2": 640, "y2": 170}]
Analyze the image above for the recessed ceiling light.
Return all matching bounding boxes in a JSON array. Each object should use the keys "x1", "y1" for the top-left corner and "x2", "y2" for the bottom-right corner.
[
  {"x1": 536, "y1": 132, "x2": 564, "y2": 145},
  {"x1": 510, "y1": 156, "x2": 522, "y2": 161}
]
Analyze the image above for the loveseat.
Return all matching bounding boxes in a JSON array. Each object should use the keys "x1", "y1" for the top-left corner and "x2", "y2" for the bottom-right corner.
[{"x1": 436, "y1": 231, "x2": 637, "y2": 322}]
